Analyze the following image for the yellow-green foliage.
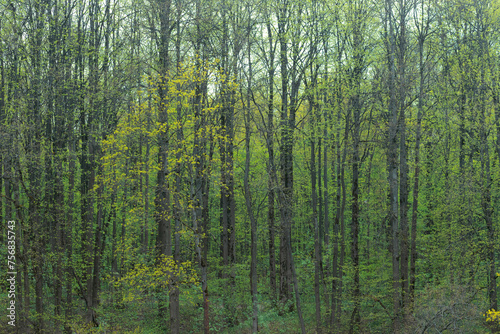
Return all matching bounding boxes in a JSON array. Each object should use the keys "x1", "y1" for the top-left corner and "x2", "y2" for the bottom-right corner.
[
  {"x1": 484, "y1": 273, "x2": 500, "y2": 324},
  {"x1": 485, "y1": 309, "x2": 500, "y2": 323},
  {"x1": 101, "y1": 56, "x2": 223, "y2": 205},
  {"x1": 112, "y1": 254, "x2": 199, "y2": 304},
  {"x1": 100, "y1": 56, "x2": 225, "y2": 309}
]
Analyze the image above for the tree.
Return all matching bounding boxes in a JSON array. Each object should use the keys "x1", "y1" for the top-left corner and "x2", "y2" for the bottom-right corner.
[{"x1": 384, "y1": 0, "x2": 402, "y2": 330}]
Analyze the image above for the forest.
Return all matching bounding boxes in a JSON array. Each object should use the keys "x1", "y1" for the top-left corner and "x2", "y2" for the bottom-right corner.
[{"x1": 1, "y1": 0, "x2": 500, "y2": 333}]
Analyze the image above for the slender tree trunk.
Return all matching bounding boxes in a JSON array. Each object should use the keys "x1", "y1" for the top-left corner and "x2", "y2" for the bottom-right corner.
[
  {"x1": 365, "y1": 149, "x2": 375, "y2": 265},
  {"x1": 190, "y1": 40, "x2": 209, "y2": 332},
  {"x1": 244, "y1": 37, "x2": 259, "y2": 332},
  {"x1": 385, "y1": 0, "x2": 401, "y2": 330},
  {"x1": 323, "y1": 113, "x2": 330, "y2": 310},
  {"x1": 331, "y1": 64, "x2": 346, "y2": 330},
  {"x1": 54, "y1": 127, "x2": 65, "y2": 334},
  {"x1": 63, "y1": 23, "x2": 75, "y2": 328},
  {"x1": 193, "y1": 2, "x2": 210, "y2": 331},
  {"x1": 201, "y1": 120, "x2": 212, "y2": 334},
  {"x1": 323, "y1": 40, "x2": 330, "y2": 305},
  {"x1": 311, "y1": 131, "x2": 322, "y2": 334},
  {"x1": 22, "y1": 169, "x2": 30, "y2": 333},
  {"x1": 31, "y1": 2, "x2": 45, "y2": 331},
  {"x1": 219, "y1": 0, "x2": 235, "y2": 273},
  {"x1": 201, "y1": 93, "x2": 212, "y2": 334},
  {"x1": 50, "y1": 4, "x2": 66, "y2": 329},
  {"x1": 318, "y1": 137, "x2": 323, "y2": 247},
  {"x1": 349, "y1": 6, "x2": 363, "y2": 330},
  {"x1": 111, "y1": 165, "x2": 118, "y2": 276},
  {"x1": 410, "y1": 25, "x2": 426, "y2": 310},
  {"x1": 397, "y1": 1, "x2": 410, "y2": 316},
  {"x1": 349, "y1": 90, "x2": 361, "y2": 334},
  {"x1": 277, "y1": 1, "x2": 293, "y2": 305},
  {"x1": 266, "y1": 15, "x2": 277, "y2": 303},
  {"x1": 89, "y1": 159, "x2": 104, "y2": 317},
  {"x1": 144, "y1": 100, "x2": 151, "y2": 252},
  {"x1": 83, "y1": 138, "x2": 97, "y2": 326},
  {"x1": 154, "y1": 0, "x2": 173, "y2": 327}
]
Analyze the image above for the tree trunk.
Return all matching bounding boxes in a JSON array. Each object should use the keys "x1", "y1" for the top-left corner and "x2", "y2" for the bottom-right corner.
[
  {"x1": 244, "y1": 38, "x2": 259, "y2": 332},
  {"x1": 154, "y1": 0, "x2": 173, "y2": 328},
  {"x1": 385, "y1": 0, "x2": 401, "y2": 330},
  {"x1": 410, "y1": 15, "x2": 428, "y2": 309},
  {"x1": 397, "y1": 1, "x2": 410, "y2": 315},
  {"x1": 266, "y1": 14, "x2": 277, "y2": 303},
  {"x1": 277, "y1": 1, "x2": 293, "y2": 305},
  {"x1": 219, "y1": 0, "x2": 236, "y2": 272},
  {"x1": 349, "y1": 5, "x2": 363, "y2": 330},
  {"x1": 311, "y1": 133, "x2": 322, "y2": 334},
  {"x1": 331, "y1": 61, "x2": 346, "y2": 330}
]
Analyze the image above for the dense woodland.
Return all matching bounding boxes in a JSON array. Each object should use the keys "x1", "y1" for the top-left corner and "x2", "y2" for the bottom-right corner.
[{"x1": 1, "y1": 0, "x2": 500, "y2": 333}]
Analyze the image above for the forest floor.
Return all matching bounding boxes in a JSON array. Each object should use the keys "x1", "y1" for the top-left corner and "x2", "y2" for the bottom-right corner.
[{"x1": 1, "y1": 276, "x2": 497, "y2": 333}]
